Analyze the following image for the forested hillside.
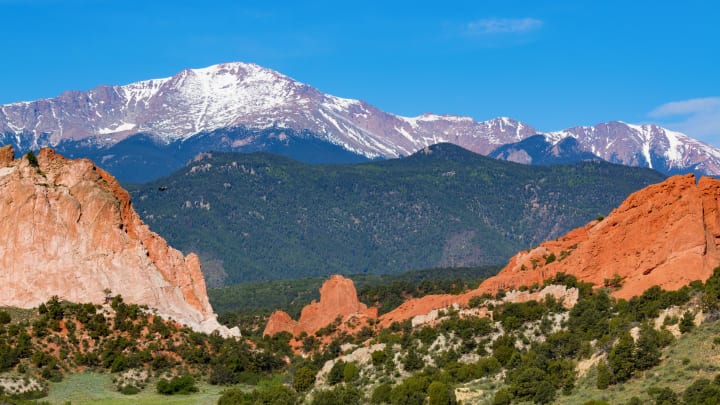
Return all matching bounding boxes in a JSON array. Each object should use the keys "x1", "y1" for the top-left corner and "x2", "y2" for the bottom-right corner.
[{"x1": 128, "y1": 144, "x2": 665, "y2": 284}]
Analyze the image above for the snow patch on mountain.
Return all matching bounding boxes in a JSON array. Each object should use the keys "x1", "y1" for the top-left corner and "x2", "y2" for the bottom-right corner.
[{"x1": 2, "y1": 61, "x2": 720, "y2": 176}]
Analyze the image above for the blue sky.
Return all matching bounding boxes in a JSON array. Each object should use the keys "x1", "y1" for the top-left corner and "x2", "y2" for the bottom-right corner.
[{"x1": 1, "y1": 0, "x2": 718, "y2": 144}]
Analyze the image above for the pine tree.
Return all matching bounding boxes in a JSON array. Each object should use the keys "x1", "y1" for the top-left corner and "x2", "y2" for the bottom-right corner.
[
  {"x1": 596, "y1": 360, "x2": 612, "y2": 389},
  {"x1": 635, "y1": 325, "x2": 661, "y2": 370},
  {"x1": 609, "y1": 332, "x2": 636, "y2": 382}
]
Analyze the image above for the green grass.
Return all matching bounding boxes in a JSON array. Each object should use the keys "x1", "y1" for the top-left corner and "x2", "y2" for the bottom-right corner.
[
  {"x1": 44, "y1": 372, "x2": 233, "y2": 405},
  {"x1": 563, "y1": 321, "x2": 720, "y2": 404}
]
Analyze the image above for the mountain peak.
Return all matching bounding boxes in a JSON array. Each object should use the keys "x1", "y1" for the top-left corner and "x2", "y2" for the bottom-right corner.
[{"x1": 1, "y1": 61, "x2": 720, "y2": 180}]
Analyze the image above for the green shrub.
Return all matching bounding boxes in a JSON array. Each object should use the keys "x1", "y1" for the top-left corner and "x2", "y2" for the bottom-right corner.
[
  {"x1": 372, "y1": 383, "x2": 392, "y2": 404},
  {"x1": 26, "y1": 151, "x2": 39, "y2": 168},
  {"x1": 0, "y1": 311, "x2": 11, "y2": 325},
  {"x1": 493, "y1": 388, "x2": 512, "y2": 405},
  {"x1": 679, "y1": 311, "x2": 695, "y2": 334},
  {"x1": 120, "y1": 385, "x2": 140, "y2": 395},
  {"x1": 312, "y1": 385, "x2": 363, "y2": 405},
  {"x1": 596, "y1": 360, "x2": 612, "y2": 389},
  {"x1": 427, "y1": 381, "x2": 456, "y2": 405},
  {"x1": 293, "y1": 366, "x2": 316, "y2": 392},
  {"x1": 343, "y1": 361, "x2": 359, "y2": 383},
  {"x1": 328, "y1": 360, "x2": 345, "y2": 385},
  {"x1": 545, "y1": 253, "x2": 556, "y2": 265},
  {"x1": 156, "y1": 375, "x2": 198, "y2": 395},
  {"x1": 218, "y1": 388, "x2": 250, "y2": 405}
]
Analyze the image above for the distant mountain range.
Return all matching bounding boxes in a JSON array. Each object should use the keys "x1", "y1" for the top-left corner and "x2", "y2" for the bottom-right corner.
[
  {"x1": 1, "y1": 62, "x2": 718, "y2": 182},
  {"x1": 127, "y1": 144, "x2": 665, "y2": 285}
]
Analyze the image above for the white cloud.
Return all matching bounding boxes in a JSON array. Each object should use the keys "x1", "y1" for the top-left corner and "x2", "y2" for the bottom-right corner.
[
  {"x1": 649, "y1": 97, "x2": 720, "y2": 142},
  {"x1": 466, "y1": 18, "x2": 543, "y2": 35}
]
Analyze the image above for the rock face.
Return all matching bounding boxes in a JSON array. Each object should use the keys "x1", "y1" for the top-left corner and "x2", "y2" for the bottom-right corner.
[
  {"x1": 268, "y1": 175, "x2": 720, "y2": 335},
  {"x1": 0, "y1": 146, "x2": 238, "y2": 337},
  {"x1": 378, "y1": 174, "x2": 720, "y2": 326},
  {"x1": 264, "y1": 275, "x2": 377, "y2": 336},
  {"x1": 482, "y1": 173, "x2": 720, "y2": 299}
]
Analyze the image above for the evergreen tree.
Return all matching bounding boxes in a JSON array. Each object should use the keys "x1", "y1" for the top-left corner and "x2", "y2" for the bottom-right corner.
[
  {"x1": 328, "y1": 360, "x2": 345, "y2": 385},
  {"x1": 343, "y1": 361, "x2": 359, "y2": 383},
  {"x1": 679, "y1": 311, "x2": 695, "y2": 334},
  {"x1": 635, "y1": 325, "x2": 661, "y2": 370},
  {"x1": 293, "y1": 366, "x2": 316, "y2": 392},
  {"x1": 609, "y1": 332, "x2": 636, "y2": 383},
  {"x1": 402, "y1": 347, "x2": 424, "y2": 372},
  {"x1": 427, "y1": 381, "x2": 456, "y2": 405},
  {"x1": 596, "y1": 360, "x2": 612, "y2": 389}
]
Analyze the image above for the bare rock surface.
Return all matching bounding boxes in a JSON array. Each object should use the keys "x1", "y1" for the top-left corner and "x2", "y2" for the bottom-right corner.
[
  {"x1": 264, "y1": 275, "x2": 377, "y2": 336},
  {"x1": 0, "y1": 147, "x2": 238, "y2": 337},
  {"x1": 379, "y1": 174, "x2": 720, "y2": 326}
]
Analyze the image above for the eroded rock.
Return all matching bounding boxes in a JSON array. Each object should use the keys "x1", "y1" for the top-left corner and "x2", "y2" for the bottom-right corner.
[{"x1": 0, "y1": 148, "x2": 238, "y2": 337}]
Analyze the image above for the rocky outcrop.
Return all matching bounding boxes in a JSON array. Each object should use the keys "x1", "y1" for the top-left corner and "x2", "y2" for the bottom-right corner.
[
  {"x1": 263, "y1": 275, "x2": 377, "y2": 336},
  {"x1": 379, "y1": 174, "x2": 720, "y2": 326},
  {"x1": 0, "y1": 147, "x2": 238, "y2": 337},
  {"x1": 379, "y1": 284, "x2": 577, "y2": 328},
  {"x1": 482, "y1": 174, "x2": 720, "y2": 299},
  {"x1": 265, "y1": 175, "x2": 720, "y2": 335}
]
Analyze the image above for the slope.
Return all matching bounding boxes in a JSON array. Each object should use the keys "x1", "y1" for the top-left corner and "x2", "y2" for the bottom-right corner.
[
  {"x1": 378, "y1": 173, "x2": 720, "y2": 326},
  {"x1": 127, "y1": 143, "x2": 665, "y2": 285},
  {"x1": 0, "y1": 145, "x2": 236, "y2": 336},
  {"x1": 3, "y1": 62, "x2": 719, "y2": 181}
]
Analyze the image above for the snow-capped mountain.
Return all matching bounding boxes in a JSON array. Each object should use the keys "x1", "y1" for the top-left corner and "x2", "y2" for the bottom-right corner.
[
  {"x1": 545, "y1": 122, "x2": 720, "y2": 175},
  {"x1": 0, "y1": 62, "x2": 534, "y2": 160},
  {"x1": 1, "y1": 62, "x2": 719, "y2": 181}
]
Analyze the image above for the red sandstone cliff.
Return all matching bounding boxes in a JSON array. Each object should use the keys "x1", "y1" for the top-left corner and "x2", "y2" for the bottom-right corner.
[
  {"x1": 379, "y1": 174, "x2": 720, "y2": 324},
  {"x1": 264, "y1": 275, "x2": 377, "y2": 336},
  {"x1": 0, "y1": 146, "x2": 238, "y2": 337}
]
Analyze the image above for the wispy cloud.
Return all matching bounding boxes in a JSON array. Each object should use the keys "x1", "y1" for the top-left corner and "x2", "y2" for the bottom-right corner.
[
  {"x1": 466, "y1": 18, "x2": 543, "y2": 35},
  {"x1": 649, "y1": 97, "x2": 720, "y2": 142}
]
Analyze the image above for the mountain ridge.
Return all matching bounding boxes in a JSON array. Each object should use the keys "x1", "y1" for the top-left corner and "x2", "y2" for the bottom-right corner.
[
  {"x1": 127, "y1": 143, "x2": 666, "y2": 284},
  {"x1": 1, "y1": 62, "x2": 718, "y2": 181}
]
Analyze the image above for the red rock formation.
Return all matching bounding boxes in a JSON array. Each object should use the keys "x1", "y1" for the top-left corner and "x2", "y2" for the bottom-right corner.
[
  {"x1": 379, "y1": 174, "x2": 720, "y2": 325},
  {"x1": 482, "y1": 174, "x2": 720, "y2": 299},
  {"x1": 264, "y1": 275, "x2": 377, "y2": 336},
  {"x1": 0, "y1": 147, "x2": 238, "y2": 337}
]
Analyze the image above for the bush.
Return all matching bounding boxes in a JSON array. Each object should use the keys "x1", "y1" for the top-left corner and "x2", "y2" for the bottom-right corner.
[
  {"x1": 120, "y1": 385, "x2": 140, "y2": 395},
  {"x1": 26, "y1": 151, "x2": 39, "y2": 168},
  {"x1": 293, "y1": 366, "x2": 316, "y2": 392},
  {"x1": 312, "y1": 385, "x2": 363, "y2": 405},
  {"x1": 257, "y1": 384, "x2": 299, "y2": 404},
  {"x1": 343, "y1": 361, "x2": 359, "y2": 383},
  {"x1": 493, "y1": 388, "x2": 512, "y2": 405},
  {"x1": 647, "y1": 386, "x2": 679, "y2": 404},
  {"x1": 218, "y1": 388, "x2": 250, "y2": 405},
  {"x1": 608, "y1": 332, "x2": 635, "y2": 383},
  {"x1": 596, "y1": 360, "x2": 612, "y2": 389},
  {"x1": 0, "y1": 311, "x2": 10, "y2": 325},
  {"x1": 328, "y1": 360, "x2": 345, "y2": 385},
  {"x1": 372, "y1": 383, "x2": 392, "y2": 404},
  {"x1": 679, "y1": 311, "x2": 695, "y2": 334},
  {"x1": 156, "y1": 375, "x2": 198, "y2": 395},
  {"x1": 427, "y1": 381, "x2": 456, "y2": 405},
  {"x1": 683, "y1": 378, "x2": 720, "y2": 404}
]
